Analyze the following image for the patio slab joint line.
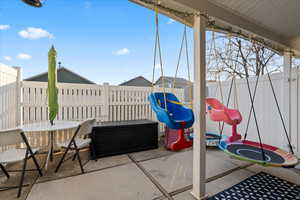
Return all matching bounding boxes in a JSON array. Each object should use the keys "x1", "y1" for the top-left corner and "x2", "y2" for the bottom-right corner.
[
  {"x1": 24, "y1": 168, "x2": 41, "y2": 200},
  {"x1": 128, "y1": 154, "x2": 174, "y2": 200},
  {"x1": 167, "y1": 163, "x2": 255, "y2": 198},
  {"x1": 206, "y1": 163, "x2": 254, "y2": 183}
]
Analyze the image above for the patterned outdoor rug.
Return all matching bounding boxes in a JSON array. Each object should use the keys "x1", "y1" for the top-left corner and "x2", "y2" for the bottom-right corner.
[{"x1": 209, "y1": 172, "x2": 300, "y2": 200}]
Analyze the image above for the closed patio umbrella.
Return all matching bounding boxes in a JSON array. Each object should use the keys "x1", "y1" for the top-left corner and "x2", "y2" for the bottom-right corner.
[{"x1": 48, "y1": 46, "x2": 58, "y2": 125}]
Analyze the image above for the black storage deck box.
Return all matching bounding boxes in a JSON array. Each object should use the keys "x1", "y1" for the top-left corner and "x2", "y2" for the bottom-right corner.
[{"x1": 91, "y1": 120, "x2": 158, "y2": 158}]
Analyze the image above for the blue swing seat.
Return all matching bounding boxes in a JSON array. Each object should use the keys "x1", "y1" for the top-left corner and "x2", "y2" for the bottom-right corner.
[{"x1": 148, "y1": 92, "x2": 194, "y2": 129}]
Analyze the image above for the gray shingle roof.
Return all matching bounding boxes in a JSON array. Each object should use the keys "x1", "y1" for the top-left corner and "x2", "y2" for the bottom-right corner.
[
  {"x1": 25, "y1": 67, "x2": 95, "y2": 84},
  {"x1": 119, "y1": 76, "x2": 152, "y2": 87}
]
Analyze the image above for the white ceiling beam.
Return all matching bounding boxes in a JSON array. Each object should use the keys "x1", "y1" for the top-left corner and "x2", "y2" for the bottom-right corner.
[{"x1": 170, "y1": 0, "x2": 293, "y2": 51}]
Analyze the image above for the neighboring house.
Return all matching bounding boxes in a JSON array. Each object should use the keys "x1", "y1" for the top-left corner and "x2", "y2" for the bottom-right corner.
[
  {"x1": 155, "y1": 76, "x2": 193, "y2": 103},
  {"x1": 119, "y1": 76, "x2": 152, "y2": 87},
  {"x1": 25, "y1": 67, "x2": 95, "y2": 84},
  {"x1": 155, "y1": 76, "x2": 192, "y2": 89}
]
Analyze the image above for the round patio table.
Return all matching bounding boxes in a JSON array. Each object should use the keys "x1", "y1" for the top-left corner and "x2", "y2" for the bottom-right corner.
[{"x1": 19, "y1": 121, "x2": 80, "y2": 170}]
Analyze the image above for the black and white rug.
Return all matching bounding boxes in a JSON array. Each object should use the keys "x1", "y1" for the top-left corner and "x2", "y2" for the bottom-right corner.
[{"x1": 209, "y1": 172, "x2": 300, "y2": 200}]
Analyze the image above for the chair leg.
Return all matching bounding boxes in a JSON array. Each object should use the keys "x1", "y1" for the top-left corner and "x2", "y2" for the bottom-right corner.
[
  {"x1": 55, "y1": 146, "x2": 70, "y2": 173},
  {"x1": 90, "y1": 143, "x2": 97, "y2": 161},
  {"x1": 55, "y1": 126, "x2": 81, "y2": 173},
  {"x1": 75, "y1": 148, "x2": 84, "y2": 174},
  {"x1": 72, "y1": 153, "x2": 77, "y2": 161},
  {"x1": 17, "y1": 150, "x2": 28, "y2": 198},
  {"x1": 20, "y1": 132, "x2": 43, "y2": 176},
  {"x1": 30, "y1": 154, "x2": 43, "y2": 176},
  {"x1": 0, "y1": 164, "x2": 10, "y2": 179}
]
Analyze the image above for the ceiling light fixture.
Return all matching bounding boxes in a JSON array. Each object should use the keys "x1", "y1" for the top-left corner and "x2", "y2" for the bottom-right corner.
[{"x1": 21, "y1": 0, "x2": 43, "y2": 8}]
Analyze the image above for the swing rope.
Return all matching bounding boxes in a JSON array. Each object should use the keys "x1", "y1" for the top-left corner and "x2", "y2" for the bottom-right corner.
[
  {"x1": 265, "y1": 66, "x2": 294, "y2": 154},
  {"x1": 243, "y1": 73, "x2": 260, "y2": 140},
  {"x1": 213, "y1": 32, "x2": 225, "y2": 104},
  {"x1": 233, "y1": 78, "x2": 239, "y2": 110},
  {"x1": 184, "y1": 26, "x2": 193, "y2": 108},
  {"x1": 245, "y1": 74, "x2": 267, "y2": 163},
  {"x1": 242, "y1": 40, "x2": 294, "y2": 154},
  {"x1": 243, "y1": 39, "x2": 261, "y2": 140},
  {"x1": 151, "y1": 24, "x2": 158, "y2": 89},
  {"x1": 171, "y1": 25, "x2": 192, "y2": 108},
  {"x1": 151, "y1": 3, "x2": 168, "y2": 111},
  {"x1": 218, "y1": 76, "x2": 235, "y2": 143},
  {"x1": 218, "y1": 34, "x2": 240, "y2": 142},
  {"x1": 217, "y1": 73, "x2": 224, "y2": 103},
  {"x1": 172, "y1": 26, "x2": 186, "y2": 90}
]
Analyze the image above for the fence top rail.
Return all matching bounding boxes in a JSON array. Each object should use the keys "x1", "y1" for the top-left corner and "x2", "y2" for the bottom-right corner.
[
  {"x1": 22, "y1": 81, "x2": 105, "y2": 89},
  {"x1": 207, "y1": 71, "x2": 286, "y2": 87},
  {"x1": 21, "y1": 81, "x2": 185, "y2": 92}
]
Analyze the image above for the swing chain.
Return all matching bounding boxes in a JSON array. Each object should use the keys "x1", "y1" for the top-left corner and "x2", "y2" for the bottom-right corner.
[{"x1": 152, "y1": 1, "x2": 168, "y2": 112}]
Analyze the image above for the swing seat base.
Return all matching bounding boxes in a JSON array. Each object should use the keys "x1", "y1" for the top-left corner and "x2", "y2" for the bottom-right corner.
[
  {"x1": 165, "y1": 127, "x2": 192, "y2": 151},
  {"x1": 228, "y1": 134, "x2": 241, "y2": 143},
  {"x1": 170, "y1": 139, "x2": 193, "y2": 151}
]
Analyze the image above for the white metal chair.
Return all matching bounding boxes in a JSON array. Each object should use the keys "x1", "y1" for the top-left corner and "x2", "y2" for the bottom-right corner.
[
  {"x1": 0, "y1": 128, "x2": 43, "y2": 198},
  {"x1": 55, "y1": 119, "x2": 96, "y2": 173}
]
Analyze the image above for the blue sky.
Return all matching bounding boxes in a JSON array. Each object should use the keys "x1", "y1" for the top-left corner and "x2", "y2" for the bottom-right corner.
[{"x1": 0, "y1": 0, "x2": 196, "y2": 85}]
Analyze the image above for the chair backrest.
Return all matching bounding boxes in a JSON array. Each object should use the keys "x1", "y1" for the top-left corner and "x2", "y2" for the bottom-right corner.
[
  {"x1": 77, "y1": 119, "x2": 96, "y2": 137},
  {"x1": 0, "y1": 128, "x2": 23, "y2": 146}
]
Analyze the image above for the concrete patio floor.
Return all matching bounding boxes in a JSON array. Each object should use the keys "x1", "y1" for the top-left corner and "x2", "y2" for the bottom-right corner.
[{"x1": 0, "y1": 142, "x2": 299, "y2": 200}]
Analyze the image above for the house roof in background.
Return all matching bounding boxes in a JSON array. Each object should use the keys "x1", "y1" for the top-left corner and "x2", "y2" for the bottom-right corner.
[
  {"x1": 155, "y1": 76, "x2": 192, "y2": 88},
  {"x1": 25, "y1": 67, "x2": 95, "y2": 84},
  {"x1": 119, "y1": 76, "x2": 152, "y2": 87}
]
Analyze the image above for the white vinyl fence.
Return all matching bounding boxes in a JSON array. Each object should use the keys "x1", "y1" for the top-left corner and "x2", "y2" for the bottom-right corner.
[
  {"x1": 0, "y1": 65, "x2": 21, "y2": 129},
  {"x1": 206, "y1": 70, "x2": 300, "y2": 156},
  {"x1": 0, "y1": 64, "x2": 20, "y2": 86},
  {"x1": 21, "y1": 81, "x2": 183, "y2": 124},
  {"x1": 0, "y1": 79, "x2": 184, "y2": 148}
]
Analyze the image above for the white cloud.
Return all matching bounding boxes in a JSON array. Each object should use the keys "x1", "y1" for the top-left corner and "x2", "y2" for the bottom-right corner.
[
  {"x1": 18, "y1": 27, "x2": 53, "y2": 40},
  {"x1": 167, "y1": 18, "x2": 175, "y2": 24},
  {"x1": 113, "y1": 48, "x2": 130, "y2": 56},
  {"x1": 17, "y1": 53, "x2": 32, "y2": 60},
  {"x1": 0, "y1": 25, "x2": 10, "y2": 30},
  {"x1": 3, "y1": 56, "x2": 12, "y2": 61}
]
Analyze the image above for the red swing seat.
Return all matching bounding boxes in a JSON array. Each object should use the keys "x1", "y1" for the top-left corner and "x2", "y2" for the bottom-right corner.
[{"x1": 206, "y1": 98, "x2": 242, "y2": 142}]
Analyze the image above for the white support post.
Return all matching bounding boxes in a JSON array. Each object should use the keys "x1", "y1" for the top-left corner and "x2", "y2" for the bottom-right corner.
[
  {"x1": 191, "y1": 15, "x2": 207, "y2": 200},
  {"x1": 282, "y1": 52, "x2": 293, "y2": 151}
]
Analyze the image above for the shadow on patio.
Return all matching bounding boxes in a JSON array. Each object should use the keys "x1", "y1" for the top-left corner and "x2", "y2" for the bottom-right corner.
[{"x1": 1, "y1": 140, "x2": 299, "y2": 200}]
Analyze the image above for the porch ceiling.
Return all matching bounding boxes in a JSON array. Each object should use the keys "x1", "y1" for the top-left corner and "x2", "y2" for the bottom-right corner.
[{"x1": 129, "y1": 0, "x2": 300, "y2": 56}]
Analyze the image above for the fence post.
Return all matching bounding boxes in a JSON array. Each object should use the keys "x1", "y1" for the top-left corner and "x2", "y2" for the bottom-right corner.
[
  {"x1": 14, "y1": 66, "x2": 23, "y2": 127},
  {"x1": 103, "y1": 83, "x2": 110, "y2": 121}
]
